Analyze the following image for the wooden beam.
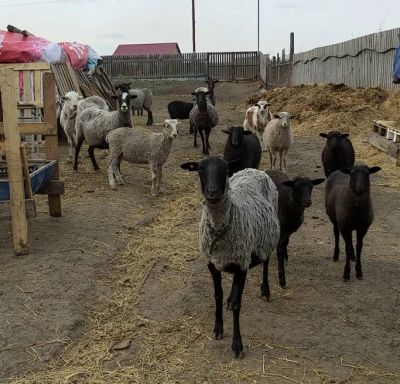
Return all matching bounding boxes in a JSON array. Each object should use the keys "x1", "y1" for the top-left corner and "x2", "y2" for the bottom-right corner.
[
  {"x1": 0, "y1": 122, "x2": 55, "y2": 135},
  {"x1": 43, "y1": 72, "x2": 62, "y2": 217},
  {"x1": 20, "y1": 144, "x2": 33, "y2": 199},
  {"x1": 0, "y1": 68, "x2": 29, "y2": 255},
  {"x1": 367, "y1": 133, "x2": 400, "y2": 164},
  {"x1": 36, "y1": 180, "x2": 65, "y2": 195},
  {"x1": 0, "y1": 199, "x2": 37, "y2": 219},
  {"x1": 0, "y1": 63, "x2": 50, "y2": 71}
]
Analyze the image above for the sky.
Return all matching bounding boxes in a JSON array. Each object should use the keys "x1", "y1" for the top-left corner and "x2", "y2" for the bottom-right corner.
[{"x1": 0, "y1": 0, "x2": 398, "y2": 56}]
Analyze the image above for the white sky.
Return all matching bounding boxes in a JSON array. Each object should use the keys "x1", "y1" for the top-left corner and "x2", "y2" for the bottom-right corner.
[{"x1": 1, "y1": 0, "x2": 398, "y2": 56}]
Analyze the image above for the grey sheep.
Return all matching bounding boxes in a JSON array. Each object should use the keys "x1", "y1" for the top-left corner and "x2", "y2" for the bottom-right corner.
[
  {"x1": 106, "y1": 119, "x2": 179, "y2": 196},
  {"x1": 74, "y1": 86, "x2": 137, "y2": 171},
  {"x1": 319, "y1": 131, "x2": 355, "y2": 177},
  {"x1": 181, "y1": 157, "x2": 280, "y2": 358},
  {"x1": 325, "y1": 165, "x2": 381, "y2": 281},
  {"x1": 128, "y1": 88, "x2": 154, "y2": 125},
  {"x1": 263, "y1": 112, "x2": 294, "y2": 172}
]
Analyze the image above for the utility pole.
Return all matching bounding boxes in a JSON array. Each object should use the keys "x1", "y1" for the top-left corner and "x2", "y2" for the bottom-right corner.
[
  {"x1": 257, "y1": 0, "x2": 260, "y2": 52},
  {"x1": 192, "y1": 0, "x2": 196, "y2": 52}
]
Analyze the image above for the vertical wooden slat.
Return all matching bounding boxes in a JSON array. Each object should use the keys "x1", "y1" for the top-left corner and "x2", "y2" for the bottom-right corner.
[{"x1": 0, "y1": 68, "x2": 29, "y2": 255}]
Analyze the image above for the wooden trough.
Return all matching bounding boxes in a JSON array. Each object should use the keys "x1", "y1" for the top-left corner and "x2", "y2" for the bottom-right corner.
[
  {"x1": 368, "y1": 120, "x2": 400, "y2": 166},
  {"x1": 0, "y1": 63, "x2": 64, "y2": 255}
]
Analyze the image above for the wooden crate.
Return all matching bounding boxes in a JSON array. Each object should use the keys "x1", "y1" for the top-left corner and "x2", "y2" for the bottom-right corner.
[{"x1": 369, "y1": 120, "x2": 400, "y2": 166}]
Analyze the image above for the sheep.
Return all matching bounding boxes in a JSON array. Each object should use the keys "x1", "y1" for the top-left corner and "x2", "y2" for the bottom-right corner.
[
  {"x1": 319, "y1": 131, "x2": 355, "y2": 177},
  {"x1": 325, "y1": 165, "x2": 381, "y2": 281},
  {"x1": 222, "y1": 126, "x2": 261, "y2": 175},
  {"x1": 74, "y1": 85, "x2": 137, "y2": 171},
  {"x1": 243, "y1": 100, "x2": 272, "y2": 148},
  {"x1": 76, "y1": 95, "x2": 108, "y2": 118},
  {"x1": 128, "y1": 88, "x2": 153, "y2": 125},
  {"x1": 266, "y1": 170, "x2": 325, "y2": 288},
  {"x1": 106, "y1": 119, "x2": 179, "y2": 196},
  {"x1": 60, "y1": 91, "x2": 83, "y2": 163},
  {"x1": 167, "y1": 100, "x2": 194, "y2": 133},
  {"x1": 189, "y1": 90, "x2": 219, "y2": 155},
  {"x1": 263, "y1": 112, "x2": 294, "y2": 172},
  {"x1": 181, "y1": 157, "x2": 280, "y2": 358}
]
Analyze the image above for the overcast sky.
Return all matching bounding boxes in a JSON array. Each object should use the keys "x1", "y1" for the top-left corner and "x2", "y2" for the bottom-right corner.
[{"x1": 1, "y1": 0, "x2": 398, "y2": 56}]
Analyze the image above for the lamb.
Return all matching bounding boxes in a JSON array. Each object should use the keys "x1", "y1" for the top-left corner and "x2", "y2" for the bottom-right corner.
[
  {"x1": 222, "y1": 126, "x2": 261, "y2": 175},
  {"x1": 325, "y1": 165, "x2": 381, "y2": 281},
  {"x1": 266, "y1": 170, "x2": 325, "y2": 288},
  {"x1": 181, "y1": 157, "x2": 280, "y2": 358},
  {"x1": 189, "y1": 90, "x2": 219, "y2": 155},
  {"x1": 74, "y1": 85, "x2": 137, "y2": 171},
  {"x1": 319, "y1": 131, "x2": 355, "y2": 177},
  {"x1": 243, "y1": 100, "x2": 272, "y2": 147},
  {"x1": 263, "y1": 112, "x2": 294, "y2": 172},
  {"x1": 106, "y1": 119, "x2": 179, "y2": 196}
]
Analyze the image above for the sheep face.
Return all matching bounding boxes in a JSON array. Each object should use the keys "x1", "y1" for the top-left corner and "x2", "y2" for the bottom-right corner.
[
  {"x1": 163, "y1": 119, "x2": 179, "y2": 139},
  {"x1": 273, "y1": 112, "x2": 293, "y2": 128},
  {"x1": 340, "y1": 165, "x2": 381, "y2": 196},
  {"x1": 282, "y1": 177, "x2": 325, "y2": 208},
  {"x1": 222, "y1": 126, "x2": 252, "y2": 147},
  {"x1": 191, "y1": 90, "x2": 210, "y2": 111},
  {"x1": 112, "y1": 88, "x2": 137, "y2": 113},
  {"x1": 254, "y1": 100, "x2": 271, "y2": 118},
  {"x1": 181, "y1": 156, "x2": 238, "y2": 205},
  {"x1": 319, "y1": 131, "x2": 349, "y2": 150},
  {"x1": 61, "y1": 91, "x2": 83, "y2": 117}
]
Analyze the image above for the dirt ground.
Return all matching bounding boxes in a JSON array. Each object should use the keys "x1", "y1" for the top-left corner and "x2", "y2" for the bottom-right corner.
[{"x1": 1, "y1": 81, "x2": 399, "y2": 384}]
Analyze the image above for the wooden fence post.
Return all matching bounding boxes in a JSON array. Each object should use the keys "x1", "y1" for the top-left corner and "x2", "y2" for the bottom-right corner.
[
  {"x1": 43, "y1": 72, "x2": 62, "y2": 217},
  {"x1": 290, "y1": 32, "x2": 295, "y2": 62},
  {"x1": 0, "y1": 68, "x2": 29, "y2": 255}
]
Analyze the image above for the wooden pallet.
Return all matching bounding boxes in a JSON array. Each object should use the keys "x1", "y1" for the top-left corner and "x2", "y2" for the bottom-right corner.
[{"x1": 369, "y1": 120, "x2": 400, "y2": 166}]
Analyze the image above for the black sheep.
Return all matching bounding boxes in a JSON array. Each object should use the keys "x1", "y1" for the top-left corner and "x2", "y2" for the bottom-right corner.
[
  {"x1": 167, "y1": 101, "x2": 195, "y2": 133},
  {"x1": 325, "y1": 165, "x2": 381, "y2": 281},
  {"x1": 320, "y1": 131, "x2": 355, "y2": 177},
  {"x1": 222, "y1": 126, "x2": 261, "y2": 175},
  {"x1": 266, "y1": 170, "x2": 325, "y2": 288}
]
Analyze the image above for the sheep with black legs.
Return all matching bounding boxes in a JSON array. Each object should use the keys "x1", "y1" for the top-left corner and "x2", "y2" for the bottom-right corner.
[
  {"x1": 325, "y1": 165, "x2": 381, "y2": 281},
  {"x1": 320, "y1": 131, "x2": 355, "y2": 177},
  {"x1": 106, "y1": 119, "x2": 178, "y2": 196},
  {"x1": 181, "y1": 157, "x2": 280, "y2": 358},
  {"x1": 266, "y1": 170, "x2": 325, "y2": 288},
  {"x1": 222, "y1": 126, "x2": 261, "y2": 175},
  {"x1": 189, "y1": 90, "x2": 219, "y2": 155},
  {"x1": 129, "y1": 88, "x2": 153, "y2": 125},
  {"x1": 74, "y1": 85, "x2": 137, "y2": 171}
]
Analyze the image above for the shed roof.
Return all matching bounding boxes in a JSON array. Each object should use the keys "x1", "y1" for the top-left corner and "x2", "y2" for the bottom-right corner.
[{"x1": 113, "y1": 42, "x2": 181, "y2": 56}]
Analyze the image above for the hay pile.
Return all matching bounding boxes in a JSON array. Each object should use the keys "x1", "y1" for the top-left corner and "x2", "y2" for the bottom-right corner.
[{"x1": 247, "y1": 84, "x2": 400, "y2": 135}]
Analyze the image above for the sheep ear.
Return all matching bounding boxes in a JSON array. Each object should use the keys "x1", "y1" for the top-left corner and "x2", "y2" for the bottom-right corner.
[
  {"x1": 205, "y1": 91, "x2": 210, "y2": 95},
  {"x1": 191, "y1": 92, "x2": 196, "y2": 96},
  {"x1": 340, "y1": 168, "x2": 351, "y2": 174},
  {"x1": 130, "y1": 94, "x2": 138, "y2": 99},
  {"x1": 221, "y1": 129, "x2": 229, "y2": 134},
  {"x1": 282, "y1": 180, "x2": 295, "y2": 187},
  {"x1": 368, "y1": 166, "x2": 381, "y2": 174},
  {"x1": 243, "y1": 130, "x2": 252, "y2": 135},
  {"x1": 181, "y1": 162, "x2": 199, "y2": 172},
  {"x1": 341, "y1": 133, "x2": 349, "y2": 138},
  {"x1": 290, "y1": 114, "x2": 297, "y2": 119},
  {"x1": 319, "y1": 133, "x2": 328, "y2": 138},
  {"x1": 78, "y1": 95, "x2": 84, "y2": 100},
  {"x1": 273, "y1": 113, "x2": 280, "y2": 118},
  {"x1": 253, "y1": 103, "x2": 260, "y2": 108},
  {"x1": 61, "y1": 96, "x2": 68, "y2": 101},
  {"x1": 311, "y1": 178, "x2": 325, "y2": 186}
]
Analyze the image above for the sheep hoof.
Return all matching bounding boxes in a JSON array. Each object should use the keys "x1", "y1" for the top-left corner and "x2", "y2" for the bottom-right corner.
[
  {"x1": 356, "y1": 271, "x2": 363, "y2": 280},
  {"x1": 214, "y1": 324, "x2": 224, "y2": 340},
  {"x1": 350, "y1": 254, "x2": 356, "y2": 262},
  {"x1": 343, "y1": 276, "x2": 350, "y2": 282},
  {"x1": 231, "y1": 340, "x2": 244, "y2": 359},
  {"x1": 333, "y1": 255, "x2": 339, "y2": 262}
]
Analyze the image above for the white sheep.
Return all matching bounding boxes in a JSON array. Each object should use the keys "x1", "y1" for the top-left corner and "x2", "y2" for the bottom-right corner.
[
  {"x1": 243, "y1": 100, "x2": 273, "y2": 149},
  {"x1": 106, "y1": 119, "x2": 179, "y2": 196},
  {"x1": 180, "y1": 157, "x2": 280, "y2": 358},
  {"x1": 263, "y1": 112, "x2": 294, "y2": 172},
  {"x1": 74, "y1": 86, "x2": 137, "y2": 171}
]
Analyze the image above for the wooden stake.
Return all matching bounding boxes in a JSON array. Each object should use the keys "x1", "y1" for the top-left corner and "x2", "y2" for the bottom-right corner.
[
  {"x1": 20, "y1": 144, "x2": 33, "y2": 199},
  {"x1": 0, "y1": 68, "x2": 29, "y2": 255}
]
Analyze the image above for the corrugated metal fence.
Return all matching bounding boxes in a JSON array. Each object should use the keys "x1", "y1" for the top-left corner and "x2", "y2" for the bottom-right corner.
[{"x1": 102, "y1": 51, "x2": 259, "y2": 81}]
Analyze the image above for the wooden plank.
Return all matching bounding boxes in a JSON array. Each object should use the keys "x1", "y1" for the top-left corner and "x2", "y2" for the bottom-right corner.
[
  {"x1": 0, "y1": 199, "x2": 37, "y2": 219},
  {"x1": 34, "y1": 70, "x2": 42, "y2": 103},
  {"x1": 0, "y1": 122, "x2": 55, "y2": 135},
  {"x1": 43, "y1": 72, "x2": 62, "y2": 217},
  {"x1": 20, "y1": 144, "x2": 33, "y2": 199},
  {"x1": 36, "y1": 180, "x2": 65, "y2": 195},
  {"x1": 367, "y1": 133, "x2": 400, "y2": 161},
  {"x1": 1, "y1": 62, "x2": 50, "y2": 71},
  {"x1": 0, "y1": 68, "x2": 29, "y2": 255}
]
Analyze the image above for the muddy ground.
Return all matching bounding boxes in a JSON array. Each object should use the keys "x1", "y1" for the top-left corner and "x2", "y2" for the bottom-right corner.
[{"x1": 0, "y1": 81, "x2": 399, "y2": 383}]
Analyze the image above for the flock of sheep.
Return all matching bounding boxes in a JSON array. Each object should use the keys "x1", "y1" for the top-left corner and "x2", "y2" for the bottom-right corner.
[{"x1": 59, "y1": 79, "x2": 381, "y2": 359}]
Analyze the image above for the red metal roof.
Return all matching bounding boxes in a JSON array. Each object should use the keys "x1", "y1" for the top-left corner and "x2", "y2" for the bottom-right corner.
[{"x1": 113, "y1": 43, "x2": 181, "y2": 56}]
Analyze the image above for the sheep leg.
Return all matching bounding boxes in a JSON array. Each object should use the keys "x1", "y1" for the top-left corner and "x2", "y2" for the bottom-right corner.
[
  {"x1": 149, "y1": 162, "x2": 158, "y2": 197},
  {"x1": 193, "y1": 126, "x2": 198, "y2": 148},
  {"x1": 107, "y1": 157, "x2": 119, "y2": 190},
  {"x1": 156, "y1": 165, "x2": 163, "y2": 195},
  {"x1": 189, "y1": 123, "x2": 194, "y2": 134},
  {"x1": 67, "y1": 136, "x2": 74, "y2": 163},
  {"x1": 342, "y1": 230, "x2": 355, "y2": 282},
  {"x1": 277, "y1": 237, "x2": 289, "y2": 289},
  {"x1": 333, "y1": 222, "x2": 340, "y2": 261},
  {"x1": 268, "y1": 149, "x2": 273, "y2": 169},
  {"x1": 205, "y1": 127, "x2": 211, "y2": 151},
  {"x1": 114, "y1": 155, "x2": 124, "y2": 185},
  {"x1": 282, "y1": 149, "x2": 288, "y2": 172},
  {"x1": 88, "y1": 146, "x2": 100, "y2": 171},
  {"x1": 198, "y1": 129, "x2": 208, "y2": 155},
  {"x1": 230, "y1": 266, "x2": 247, "y2": 359},
  {"x1": 261, "y1": 257, "x2": 271, "y2": 300},
  {"x1": 355, "y1": 228, "x2": 367, "y2": 280},
  {"x1": 208, "y1": 263, "x2": 224, "y2": 340},
  {"x1": 144, "y1": 107, "x2": 153, "y2": 126},
  {"x1": 73, "y1": 134, "x2": 84, "y2": 171}
]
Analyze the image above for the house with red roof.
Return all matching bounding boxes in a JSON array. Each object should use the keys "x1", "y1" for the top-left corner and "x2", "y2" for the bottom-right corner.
[{"x1": 113, "y1": 42, "x2": 181, "y2": 56}]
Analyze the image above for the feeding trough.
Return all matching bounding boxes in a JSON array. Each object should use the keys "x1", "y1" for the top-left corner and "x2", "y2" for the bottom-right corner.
[{"x1": 0, "y1": 159, "x2": 57, "y2": 201}]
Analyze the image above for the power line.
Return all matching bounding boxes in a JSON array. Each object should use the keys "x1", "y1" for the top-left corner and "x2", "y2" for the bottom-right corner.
[{"x1": 0, "y1": 0, "x2": 74, "y2": 8}]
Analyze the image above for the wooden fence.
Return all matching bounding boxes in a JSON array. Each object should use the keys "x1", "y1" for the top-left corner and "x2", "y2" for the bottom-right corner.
[{"x1": 102, "y1": 51, "x2": 259, "y2": 81}]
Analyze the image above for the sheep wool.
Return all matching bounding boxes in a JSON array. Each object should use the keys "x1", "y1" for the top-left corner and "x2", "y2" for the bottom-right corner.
[{"x1": 199, "y1": 168, "x2": 280, "y2": 271}]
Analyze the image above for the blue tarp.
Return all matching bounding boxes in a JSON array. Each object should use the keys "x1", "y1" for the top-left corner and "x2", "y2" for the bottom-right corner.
[{"x1": 393, "y1": 45, "x2": 400, "y2": 83}]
